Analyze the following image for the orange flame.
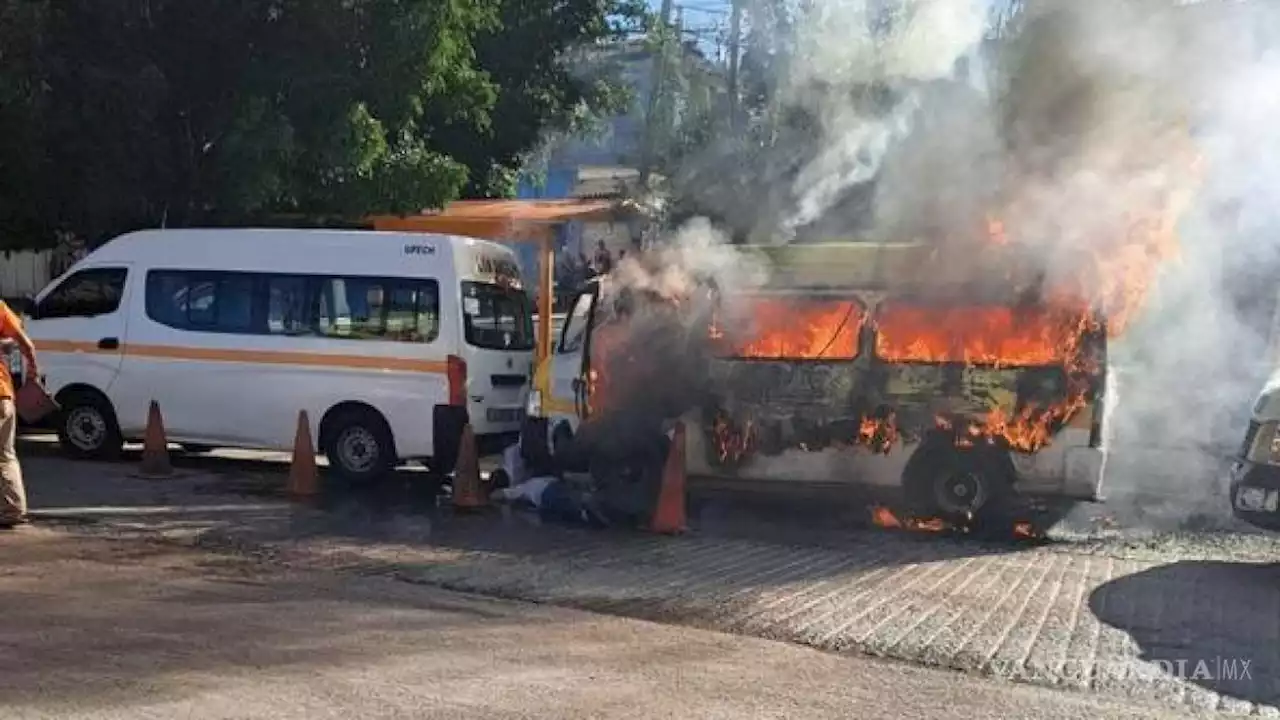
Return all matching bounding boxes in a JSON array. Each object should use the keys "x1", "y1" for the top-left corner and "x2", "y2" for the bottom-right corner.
[
  {"x1": 1012, "y1": 144, "x2": 1202, "y2": 339},
  {"x1": 872, "y1": 505, "x2": 1039, "y2": 538},
  {"x1": 716, "y1": 297, "x2": 864, "y2": 360},
  {"x1": 912, "y1": 517, "x2": 948, "y2": 532},
  {"x1": 858, "y1": 413, "x2": 900, "y2": 454},
  {"x1": 870, "y1": 506, "x2": 902, "y2": 528},
  {"x1": 711, "y1": 411, "x2": 756, "y2": 464},
  {"x1": 870, "y1": 506, "x2": 947, "y2": 532},
  {"x1": 875, "y1": 303, "x2": 1090, "y2": 367},
  {"x1": 879, "y1": 301, "x2": 1099, "y2": 453}
]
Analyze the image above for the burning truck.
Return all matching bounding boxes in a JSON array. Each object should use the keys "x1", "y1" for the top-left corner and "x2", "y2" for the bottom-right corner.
[{"x1": 523, "y1": 239, "x2": 1111, "y2": 524}]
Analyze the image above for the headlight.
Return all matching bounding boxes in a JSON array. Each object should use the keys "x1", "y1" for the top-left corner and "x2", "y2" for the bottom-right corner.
[
  {"x1": 1246, "y1": 421, "x2": 1280, "y2": 465},
  {"x1": 525, "y1": 390, "x2": 542, "y2": 418}
]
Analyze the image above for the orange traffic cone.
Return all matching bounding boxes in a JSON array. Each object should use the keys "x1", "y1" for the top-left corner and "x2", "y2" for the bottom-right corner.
[
  {"x1": 287, "y1": 410, "x2": 318, "y2": 499},
  {"x1": 452, "y1": 424, "x2": 487, "y2": 511},
  {"x1": 137, "y1": 400, "x2": 172, "y2": 478},
  {"x1": 650, "y1": 421, "x2": 687, "y2": 534}
]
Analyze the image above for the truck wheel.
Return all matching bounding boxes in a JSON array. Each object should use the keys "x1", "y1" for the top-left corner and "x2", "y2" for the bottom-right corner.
[
  {"x1": 903, "y1": 442, "x2": 1012, "y2": 523},
  {"x1": 323, "y1": 407, "x2": 396, "y2": 484},
  {"x1": 56, "y1": 390, "x2": 124, "y2": 461}
]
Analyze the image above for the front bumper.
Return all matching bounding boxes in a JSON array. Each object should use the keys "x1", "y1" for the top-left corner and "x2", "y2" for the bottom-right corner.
[{"x1": 1228, "y1": 459, "x2": 1280, "y2": 531}]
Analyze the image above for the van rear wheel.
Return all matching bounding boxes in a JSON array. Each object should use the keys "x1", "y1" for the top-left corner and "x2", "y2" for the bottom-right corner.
[
  {"x1": 56, "y1": 390, "x2": 124, "y2": 461},
  {"x1": 902, "y1": 440, "x2": 1012, "y2": 525},
  {"x1": 323, "y1": 407, "x2": 396, "y2": 484}
]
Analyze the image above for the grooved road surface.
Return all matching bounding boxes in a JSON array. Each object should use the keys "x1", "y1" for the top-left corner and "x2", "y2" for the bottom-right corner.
[
  {"x1": 0, "y1": 528, "x2": 1208, "y2": 720},
  {"x1": 22, "y1": 444, "x2": 1280, "y2": 717},
  {"x1": 174, "y1": 513, "x2": 1280, "y2": 717}
]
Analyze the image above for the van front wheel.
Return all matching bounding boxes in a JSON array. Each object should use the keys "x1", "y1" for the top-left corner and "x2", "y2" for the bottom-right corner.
[
  {"x1": 323, "y1": 408, "x2": 396, "y2": 484},
  {"x1": 56, "y1": 390, "x2": 124, "y2": 461}
]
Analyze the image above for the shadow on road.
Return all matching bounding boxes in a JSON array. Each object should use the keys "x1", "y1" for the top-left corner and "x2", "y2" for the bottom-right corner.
[
  {"x1": 1089, "y1": 560, "x2": 1280, "y2": 706},
  {"x1": 0, "y1": 532, "x2": 552, "y2": 713}
]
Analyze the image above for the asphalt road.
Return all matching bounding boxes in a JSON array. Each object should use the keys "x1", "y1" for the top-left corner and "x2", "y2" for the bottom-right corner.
[
  {"x1": 14, "y1": 434, "x2": 1280, "y2": 717},
  {"x1": 0, "y1": 528, "x2": 1208, "y2": 720}
]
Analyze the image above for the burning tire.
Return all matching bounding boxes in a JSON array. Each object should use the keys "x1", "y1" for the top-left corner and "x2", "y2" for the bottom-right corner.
[{"x1": 901, "y1": 436, "x2": 1014, "y2": 523}]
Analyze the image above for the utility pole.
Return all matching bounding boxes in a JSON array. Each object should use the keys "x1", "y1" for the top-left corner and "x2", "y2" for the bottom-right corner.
[
  {"x1": 727, "y1": 0, "x2": 742, "y2": 134},
  {"x1": 639, "y1": 0, "x2": 675, "y2": 188}
]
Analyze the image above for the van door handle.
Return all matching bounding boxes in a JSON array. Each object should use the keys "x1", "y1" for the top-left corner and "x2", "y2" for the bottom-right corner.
[{"x1": 97, "y1": 337, "x2": 119, "y2": 350}]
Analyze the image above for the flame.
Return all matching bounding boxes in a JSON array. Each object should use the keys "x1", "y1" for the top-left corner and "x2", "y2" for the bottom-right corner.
[
  {"x1": 711, "y1": 410, "x2": 756, "y2": 464},
  {"x1": 869, "y1": 506, "x2": 947, "y2": 532},
  {"x1": 912, "y1": 517, "x2": 948, "y2": 532},
  {"x1": 715, "y1": 297, "x2": 864, "y2": 360},
  {"x1": 875, "y1": 303, "x2": 1090, "y2": 367},
  {"x1": 871, "y1": 505, "x2": 1040, "y2": 539},
  {"x1": 871, "y1": 506, "x2": 902, "y2": 529},
  {"x1": 878, "y1": 301, "x2": 1101, "y2": 453},
  {"x1": 1011, "y1": 141, "x2": 1203, "y2": 339},
  {"x1": 858, "y1": 412, "x2": 900, "y2": 454},
  {"x1": 972, "y1": 395, "x2": 1087, "y2": 453}
]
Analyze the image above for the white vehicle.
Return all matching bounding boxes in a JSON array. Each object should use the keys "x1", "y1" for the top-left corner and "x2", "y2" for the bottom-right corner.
[{"x1": 23, "y1": 228, "x2": 534, "y2": 481}]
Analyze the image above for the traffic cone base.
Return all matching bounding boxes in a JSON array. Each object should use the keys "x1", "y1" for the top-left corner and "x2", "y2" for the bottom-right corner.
[
  {"x1": 287, "y1": 410, "x2": 319, "y2": 500},
  {"x1": 650, "y1": 422, "x2": 688, "y2": 534},
  {"x1": 452, "y1": 424, "x2": 488, "y2": 511},
  {"x1": 137, "y1": 400, "x2": 172, "y2": 478}
]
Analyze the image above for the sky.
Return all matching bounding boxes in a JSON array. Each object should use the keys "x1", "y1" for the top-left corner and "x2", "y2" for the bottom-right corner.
[{"x1": 647, "y1": 0, "x2": 734, "y2": 60}]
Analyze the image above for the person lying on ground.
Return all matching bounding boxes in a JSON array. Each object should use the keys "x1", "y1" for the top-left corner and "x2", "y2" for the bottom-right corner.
[{"x1": 489, "y1": 474, "x2": 610, "y2": 528}]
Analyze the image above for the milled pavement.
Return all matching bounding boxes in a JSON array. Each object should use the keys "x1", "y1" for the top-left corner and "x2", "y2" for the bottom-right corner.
[
  {"x1": 1, "y1": 528, "x2": 1210, "y2": 720},
  {"x1": 21, "y1": 440, "x2": 1280, "y2": 717}
]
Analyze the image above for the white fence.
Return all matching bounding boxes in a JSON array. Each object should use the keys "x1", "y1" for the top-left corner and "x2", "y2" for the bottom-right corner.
[{"x1": 0, "y1": 250, "x2": 53, "y2": 299}]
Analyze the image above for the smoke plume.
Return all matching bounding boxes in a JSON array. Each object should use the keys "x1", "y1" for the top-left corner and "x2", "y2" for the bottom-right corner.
[{"x1": 600, "y1": 0, "x2": 1280, "y2": 528}]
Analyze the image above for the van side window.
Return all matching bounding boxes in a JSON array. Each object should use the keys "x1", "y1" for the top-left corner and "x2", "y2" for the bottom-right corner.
[
  {"x1": 35, "y1": 268, "x2": 127, "y2": 319},
  {"x1": 314, "y1": 277, "x2": 439, "y2": 343},
  {"x1": 266, "y1": 276, "x2": 311, "y2": 336},
  {"x1": 144, "y1": 269, "x2": 439, "y2": 342},
  {"x1": 558, "y1": 291, "x2": 594, "y2": 354},
  {"x1": 146, "y1": 271, "x2": 257, "y2": 333}
]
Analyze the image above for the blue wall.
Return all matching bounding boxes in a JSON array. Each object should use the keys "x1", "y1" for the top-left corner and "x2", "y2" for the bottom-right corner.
[{"x1": 516, "y1": 168, "x2": 578, "y2": 199}]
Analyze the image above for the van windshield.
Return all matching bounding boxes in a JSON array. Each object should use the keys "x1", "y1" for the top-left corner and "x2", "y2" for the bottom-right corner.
[{"x1": 461, "y1": 281, "x2": 534, "y2": 351}]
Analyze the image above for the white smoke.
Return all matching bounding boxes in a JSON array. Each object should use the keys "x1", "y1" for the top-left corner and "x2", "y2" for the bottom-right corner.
[
  {"x1": 987, "y1": 1, "x2": 1274, "y2": 512},
  {"x1": 616, "y1": 0, "x2": 1280, "y2": 527},
  {"x1": 613, "y1": 218, "x2": 770, "y2": 305},
  {"x1": 781, "y1": 0, "x2": 992, "y2": 236}
]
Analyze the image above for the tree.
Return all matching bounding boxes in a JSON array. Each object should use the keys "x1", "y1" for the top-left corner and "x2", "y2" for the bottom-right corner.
[
  {"x1": 0, "y1": 1, "x2": 53, "y2": 244},
  {"x1": 0, "y1": 0, "x2": 643, "y2": 247},
  {"x1": 374, "y1": 0, "x2": 646, "y2": 199}
]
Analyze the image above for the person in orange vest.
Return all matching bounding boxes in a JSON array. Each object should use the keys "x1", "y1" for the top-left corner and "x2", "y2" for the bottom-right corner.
[{"x1": 0, "y1": 300, "x2": 38, "y2": 530}]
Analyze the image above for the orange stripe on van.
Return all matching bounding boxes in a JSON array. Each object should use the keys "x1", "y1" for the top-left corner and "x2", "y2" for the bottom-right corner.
[
  {"x1": 40, "y1": 339, "x2": 447, "y2": 374},
  {"x1": 39, "y1": 340, "x2": 106, "y2": 354}
]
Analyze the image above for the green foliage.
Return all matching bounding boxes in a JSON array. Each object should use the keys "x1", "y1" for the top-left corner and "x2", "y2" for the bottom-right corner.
[
  {"x1": 432, "y1": 0, "x2": 647, "y2": 198},
  {"x1": 0, "y1": 0, "x2": 642, "y2": 246}
]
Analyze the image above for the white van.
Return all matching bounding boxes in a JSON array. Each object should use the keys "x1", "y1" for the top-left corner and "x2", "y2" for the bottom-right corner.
[{"x1": 23, "y1": 228, "x2": 535, "y2": 481}]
